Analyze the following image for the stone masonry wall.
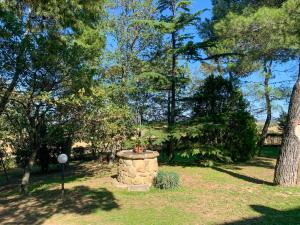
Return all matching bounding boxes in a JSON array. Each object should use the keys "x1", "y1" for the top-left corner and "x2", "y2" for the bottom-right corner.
[{"x1": 117, "y1": 157, "x2": 158, "y2": 186}]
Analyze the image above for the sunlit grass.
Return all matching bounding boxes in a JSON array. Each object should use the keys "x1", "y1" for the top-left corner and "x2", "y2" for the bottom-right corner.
[{"x1": 1, "y1": 147, "x2": 300, "y2": 225}]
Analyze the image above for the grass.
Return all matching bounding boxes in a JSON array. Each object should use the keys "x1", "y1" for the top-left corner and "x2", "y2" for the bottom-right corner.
[
  {"x1": 1, "y1": 147, "x2": 300, "y2": 225},
  {"x1": 260, "y1": 146, "x2": 280, "y2": 158}
]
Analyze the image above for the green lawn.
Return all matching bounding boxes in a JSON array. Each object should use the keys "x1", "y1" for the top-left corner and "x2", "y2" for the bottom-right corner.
[{"x1": 1, "y1": 150, "x2": 300, "y2": 225}]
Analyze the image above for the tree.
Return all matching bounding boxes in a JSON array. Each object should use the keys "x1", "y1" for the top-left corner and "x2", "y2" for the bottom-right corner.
[
  {"x1": 192, "y1": 76, "x2": 247, "y2": 118},
  {"x1": 155, "y1": 0, "x2": 201, "y2": 160},
  {"x1": 78, "y1": 84, "x2": 133, "y2": 165},
  {"x1": 211, "y1": 0, "x2": 286, "y2": 21},
  {"x1": 0, "y1": 116, "x2": 12, "y2": 183},
  {"x1": 275, "y1": 59, "x2": 300, "y2": 185},
  {"x1": 1, "y1": 0, "x2": 106, "y2": 193},
  {"x1": 213, "y1": 0, "x2": 300, "y2": 185},
  {"x1": 178, "y1": 75, "x2": 257, "y2": 165},
  {"x1": 202, "y1": 0, "x2": 291, "y2": 149},
  {"x1": 104, "y1": 0, "x2": 163, "y2": 122}
]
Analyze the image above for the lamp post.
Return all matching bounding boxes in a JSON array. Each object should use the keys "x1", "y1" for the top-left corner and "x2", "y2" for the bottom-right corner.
[{"x1": 57, "y1": 153, "x2": 68, "y2": 196}]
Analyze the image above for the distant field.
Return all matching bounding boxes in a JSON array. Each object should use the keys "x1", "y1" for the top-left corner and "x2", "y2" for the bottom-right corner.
[{"x1": 256, "y1": 121, "x2": 281, "y2": 134}]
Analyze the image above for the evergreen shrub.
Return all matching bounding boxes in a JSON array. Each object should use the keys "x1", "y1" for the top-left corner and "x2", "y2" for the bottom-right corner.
[{"x1": 154, "y1": 171, "x2": 179, "y2": 189}]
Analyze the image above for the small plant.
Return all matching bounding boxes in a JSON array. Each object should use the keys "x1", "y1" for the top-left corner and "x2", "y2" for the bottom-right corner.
[
  {"x1": 153, "y1": 171, "x2": 179, "y2": 189},
  {"x1": 134, "y1": 138, "x2": 144, "y2": 153},
  {"x1": 132, "y1": 127, "x2": 146, "y2": 153}
]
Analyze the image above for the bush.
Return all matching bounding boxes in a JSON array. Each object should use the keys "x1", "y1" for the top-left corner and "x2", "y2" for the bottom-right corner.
[
  {"x1": 154, "y1": 171, "x2": 179, "y2": 189},
  {"x1": 177, "y1": 75, "x2": 258, "y2": 165},
  {"x1": 277, "y1": 111, "x2": 288, "y2": 133},
  {"x1": 225, "y1": 111, "x2": 258, "y2": 161},
  {"x1": 72, "y1": 147, "x2": 86, "y2": 160}
]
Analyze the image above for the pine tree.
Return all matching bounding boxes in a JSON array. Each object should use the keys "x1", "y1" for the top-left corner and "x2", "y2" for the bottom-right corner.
[
  {"x1": 213, "y1": 0, "x2": 300, "y2": 185},
  {"x1": 202, "y1": 0, "x2": 291, "y2": 149},
  {"x1": 156, "y1": 0, "x2": 201, "y2": 160}
]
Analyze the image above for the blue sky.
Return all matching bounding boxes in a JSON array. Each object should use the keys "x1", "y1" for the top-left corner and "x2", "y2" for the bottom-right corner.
[
  {"x1": 107, "y1": 0, "x2": 295, "y2": 120},
  {"x1": 192, "y1": 1, "x2": 213, "y2": 18},
  {"x1": 188, "y1": 0, "x2": 295, "y2": 120}
]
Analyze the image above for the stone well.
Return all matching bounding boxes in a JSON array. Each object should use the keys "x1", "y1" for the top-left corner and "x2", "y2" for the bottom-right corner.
[{"x1": 116, "y1": 150, "x2": 159, "y2": 188}]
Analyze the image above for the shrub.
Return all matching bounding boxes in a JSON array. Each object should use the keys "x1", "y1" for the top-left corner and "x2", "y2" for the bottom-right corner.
[
  {"x1": 277, "y1": 111, "x2": 288, "y2": 133},
  {"x1": 72, "y1": 147, "x2": 86, "y2": 160},
  {"x1": 154, "y1": 171, "x2": 179, "y2": 189},
  {"x1": 225, "y1": 111, "x2": 258, "y2": 161},
  {"x1": 177, "y1": 75, "x2": 258, "y2": 164}
]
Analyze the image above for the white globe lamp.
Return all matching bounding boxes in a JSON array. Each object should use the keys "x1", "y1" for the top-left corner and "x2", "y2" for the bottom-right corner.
[
  {"x1": 58, "y1": 154, "x2": 68, "y2": 164},
  {"x1": 57, "y1": 153, "x2": 68, "y2": 196}
]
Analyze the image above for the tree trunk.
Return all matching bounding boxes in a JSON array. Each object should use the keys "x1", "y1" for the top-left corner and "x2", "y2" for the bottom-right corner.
[
  {"x1": 167, "y1": 30, "x2": 176, "y2": 161},
  {"x1": 170, "y1": 33, "x2": 176, "y2": 126},
  {"x1": 167, "y1": 90, "x2": 171, "y2": 125},
  {"x1": 0, "y1": 155, "x2": 9, "y2": 183},
  {"x1": 91, "y1": 144, "x2": 97, "y2": 159},
  {"x1": 108, "y1": 149, "x2": 116, "y2": 166},
  {"x1": 258, "y1": 63, "x2": 272, "y2": 148},
  {"x1": 274, "y1": 60, "x2": 300, "y2": 186},
  {"x1": 20, "y1": 148, "x2": 37, "y2": 194},
  {"x1": 20, "y1": 125, "x2": 40, "y2": 194}
]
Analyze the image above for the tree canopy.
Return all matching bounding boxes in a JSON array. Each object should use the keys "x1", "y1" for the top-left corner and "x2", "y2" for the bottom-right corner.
[{"x1": 1, "y1": 0, "x2": 300, "y2": 192}]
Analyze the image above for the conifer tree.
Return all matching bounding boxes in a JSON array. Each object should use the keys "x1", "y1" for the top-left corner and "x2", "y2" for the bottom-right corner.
[
  {"x1": 213, "y1": 0, "x2": 300, "y2": 185},
  {"x1": 155, "y1": 0, "x2": 201, "y2": 160}
]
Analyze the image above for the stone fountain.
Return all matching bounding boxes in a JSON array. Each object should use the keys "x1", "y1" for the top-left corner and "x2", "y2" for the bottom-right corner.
[{"x1": 113, "y1": 150, "x2": 159, "y2": 191}]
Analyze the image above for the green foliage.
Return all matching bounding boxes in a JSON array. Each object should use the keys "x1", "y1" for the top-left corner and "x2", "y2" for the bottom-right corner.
[
  {"x1": 1, "y1": 0, "x2": 295, "y2": 192},
  {"x1": 277, "y1": 111, "x2": 288, "y2": 133},
  {"x1": 180, "y1": 144, "x2": 231, "y2": 167},
  {"x1": 78, "y1": 84, "x2": 133, "y2": 155},
  {"x1": 224, "y1": 111, "x2": 258, "y2": 161},
  {"x1": 178, "y1": 76, "x2": 258, "y2": 164},
  {"x1": 72, "y1": 147, "x2": 87, "y2": 160},
  {"x1": 192, "y1": 75, "x2": 247, "y2": 117},
  {"x1": 0, "y1": 0, "x2": 106, "y2": 176},
  {"x1": 178, "y1": 113, "x2": 258, "y2": 164},
  {"x1": 260, "y1": 146, "x2": 280, "y2": 158},
  {"x1": 153, "y1": 171, "x2": 180, "y2": 189},
  {"x1": 104, "y1": 0, "x2": 169, "y2": 123},
  {"x1": 213, "y1": 0, "x2": 300, "y2": 59},
  {"x1": 124, "y1": 125, "x2": 169, "y2": 150},
  {"x1": 212, "y1": 0, "x2": 286, "y2": 20}
]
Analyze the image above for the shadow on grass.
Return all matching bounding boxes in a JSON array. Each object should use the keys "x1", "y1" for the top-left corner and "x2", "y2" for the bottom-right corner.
[
  {"x1": 220, "y1": 205, "x2": 300, "y2": 225},
  {"x1": 235, "y1": 157, "x2": 275, "y2": 170},
  {"x1": 159, "y1": 157, "x2": 275, "y2": 171},
  {"x1": 158, "y1": 150, "x2": 277, "y2": 169},
  {"x1": 0, "y1": 185, "x2": 119, "y2": 225},
  {"x1": 159, "y1": 161, "x2": 199, "y2": 168},
  {"x1": 158, "y1": 152, "x2": 200, "y2": 168},
  {"x1": 212, "y1": 167, "x2": 274, "y2": 186},
  {"x1": 0, "y1": 160, "x2": 113, "y2": 188}
]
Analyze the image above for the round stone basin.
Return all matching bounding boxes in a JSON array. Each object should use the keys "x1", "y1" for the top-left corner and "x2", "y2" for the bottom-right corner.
[{"x1": 116, "y1": 150, "x2": 159, "y2": 187}]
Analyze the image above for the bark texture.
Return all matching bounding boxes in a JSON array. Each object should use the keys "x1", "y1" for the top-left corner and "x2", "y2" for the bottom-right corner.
[
  {"x1": 20, "y1": 117, "x2": 42, "y2": 193},
  {"x1": 274, "y1": 61, "x2": 300, "y2": 186},
  {"x1": 20, "y1": 149, "x2": 37, "y2": 194}
]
